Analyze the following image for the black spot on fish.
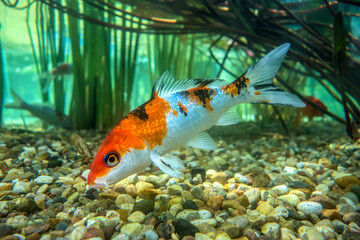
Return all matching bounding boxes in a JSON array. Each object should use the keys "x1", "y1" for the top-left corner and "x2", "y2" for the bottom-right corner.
[
  {"x1": 130, "y1": 104, "x2": 148, "y2": 120},
  {"x1": 193, "y1": 88, "x2": 215, "y2": 109},
  {"x1": 178, "y1": 102, "x2": 188, "y2": 117},
  {"x1": 254, "y1": 83, "x2": 278, "y2": 90},
  {"x1": 161, "y1": 160, "x2": 174, "y2": 170}
]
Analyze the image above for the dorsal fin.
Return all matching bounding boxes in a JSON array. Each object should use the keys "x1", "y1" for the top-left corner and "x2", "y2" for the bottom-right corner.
[{"x1": 151, "y1": 71, "x2": 226, "y2": 98}]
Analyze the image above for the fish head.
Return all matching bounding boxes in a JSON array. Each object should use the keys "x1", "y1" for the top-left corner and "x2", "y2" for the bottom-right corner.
[{"x1": 87, "y1": 129, "x2": 148, "y2": 188}]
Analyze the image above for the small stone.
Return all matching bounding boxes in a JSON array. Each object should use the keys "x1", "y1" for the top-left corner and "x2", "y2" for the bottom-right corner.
[
  {"x1": 34, "y1": 176, "x2": 54, "y2": 184},
  {"x1": 55, "y1": 221, "x2": 69, "y2": 231},
  {"x1": 115, "y1": 194, "x2": 134, "y2": 207},
  {"x1": 253, "y1": 173, "x2": 271, "y2": 188},
  {"x1": 195, "y1": 233, "x2": 211, "y2": 240},
  {"x1": 210, "y1": 172, "x2": 227, "y2": 185},
  {"x1": 138, "y1": 189, "x2": 162, "y2": 199},
  {"x1": 316, "y1": 184, "x2": 329, "y2": 193},
  {"x1": 288, "y1": 181, "x2": 308, "y2": 189},
  {"x1": 244, "y1": 188, "x2": 261, "y2": 204},
  {"x1": 70, "y1": 226, "x2": 87, "y2": 240},
  {"x1": 0, "y1": 183, "x2": 13, "y2": 191},
  {"x1": 121, "y1": 223, "x2": 142, "y2": 236},
  {"x1": 135, "y1": 181, "x2": 154, "y2": 193},
  {"x1": 190, "y1": 186, "x2": 204, "y2": 200},
  {"x1": 214, "y1": 231, "x2": 231, "y2": 240},
  {"x1": 82, "y1": 227, "x2": 105, "y2": 240},
  {"x1": 256, "y1": 202, "x2": 273, "y2": 216},
  {"x1": 99, "y1": 191, "x2": 120, "y2": 200},
  {"x1": 309, "y1": 194, "x2": 336, "y2": 209},
  {"x1": 177, "y1": 209, "x2": 200, "y2": 222},
  {"x1": 199, "y1": 210, "x2": 212, "y2": 220},
  {"x1": 167, "y1": 185, "x2": 183, "y2": 195},
  {"x1": 226, "y1": 215, "x2": 249, "y2": 230},
  {"x1": 307, "y1": 227, "x2": 325, "y2": 240},
  {"x1": 343, "y1": 212, "x2": 360, "y2": 226},
  {"x1": 157, "y1": 222, "x2": 175, "y2": 239},
  {"x1": 183, "y1": 200, "x2": 199, "y2": 210},
  {"x1": 268, "y1": 205, "x2": 289, "y2": 219},
  {"x1": 14, "y1": 198, "x2": 40, "y2": 213},
  {"x1": 174, "y1": 219, "x2": 199, "y2": 239},
  {"x1": 13, "y1": 181, "x2": 33, "y2": 194},
  {"x1": 144, "y1": 230, "x2": 158, "y2": 240},
  {"x1": 222, "y1": 200, "x2": 240, "y2": 210},
  {"x1": 261, "y1": 223, "x2": 280, "y2": 239},
  {"x1": 218, "y1": 223, "x2": 240, "y2": 238},
  {"x1": 322, "y1": 209, "x2": 342, "y2": 220},
  {"x1": 337, "y1": 197, "x2": 357, "y2": 215},
  {"x1": 335, "y1": 176, "x2": 360, "y2": 188},
  {"x1": 343, "y1": 192, "x2": 359, "y2": 204},
  {"x1": 206, "y1": 195, "x2": 224, "y2": 210},
  {"x1": 271, "y1": 185, "x2": 289, "y2": 196},
  {"x1": 128, "y1": 211, "x2": 146, "y2": 223},
  {"x1": 277, "y1": 194, "x2": 300, "y2": 208},
  {"x1": 133, "y1": 199, "x2": 154, "y2": 214},
  {"x1": 297, "y1": 201, "x2": 323, "y2": 216}
]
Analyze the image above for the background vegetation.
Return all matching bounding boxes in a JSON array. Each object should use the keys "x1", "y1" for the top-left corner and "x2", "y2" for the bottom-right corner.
[{"x1": 0, "y1": 0, "x2": 359, "y2": 138}]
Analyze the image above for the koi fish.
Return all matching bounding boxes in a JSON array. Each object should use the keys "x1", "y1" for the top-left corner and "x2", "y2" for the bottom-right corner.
[
  {"x1": 87, "y1": 43, "x2": 305, "y2": 188},
  {"x1": 294, "y1": 96, "x2": 327, "y2": 127},
  {"x1": 4, "y1": 89, "x2": 73, "y2": 129}
]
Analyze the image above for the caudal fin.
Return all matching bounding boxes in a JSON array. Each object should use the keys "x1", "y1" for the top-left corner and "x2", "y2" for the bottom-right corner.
[
  {"x1": 231, "y1": 43, "x2": 305, "y2": 108},
  {"x1": 4, "y1": 89, "x2": 27, "y2": 109}
]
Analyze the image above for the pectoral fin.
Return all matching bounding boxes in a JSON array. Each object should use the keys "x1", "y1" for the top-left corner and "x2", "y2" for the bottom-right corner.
[
  {"x1": 215, "y1": 107, "x2": 241, "y2": 126},
  {"x1": 186, "y1": 131, "x2": 217, "y2": 151},
  {"x1": 151, "y1": 154, "x2": 185, "y2": 178}
]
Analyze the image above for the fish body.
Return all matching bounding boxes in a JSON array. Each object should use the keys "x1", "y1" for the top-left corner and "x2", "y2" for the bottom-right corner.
[
  {"x1": 87, "y1": 43, "x2": 305, "y2": 188},
  {"x1": 51, "y1": 63, "x2": 73, "y2": 76},
  {"x1": 295, "y1": 96, "x2": 327, "y2": 127},
  {"x1": 5, "y1": 89, "x2": 73, "y2": 129}
]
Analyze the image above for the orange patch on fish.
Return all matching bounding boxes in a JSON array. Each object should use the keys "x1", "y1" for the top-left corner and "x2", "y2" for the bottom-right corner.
[
  {"x1": 172, "y1": 109, "x2": 178, "y2": 116},
  {"x1": 116, "y1": 95, "x2": 171, "y2": 149},
  {"x1": 222, "y1": 74, "x2": 249, "y2": 97},
  {"x1": 254, "y1": 91, "x2": 261, "y2": 95},
  {"x1": 178, "y1": 102, "x2": 188, "y2": 116}
]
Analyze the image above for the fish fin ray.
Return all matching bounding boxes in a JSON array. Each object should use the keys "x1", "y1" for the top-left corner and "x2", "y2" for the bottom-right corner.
[
  {"x1": 215, "y1": 107, "x2": 241, "y2": 126},
  {"x1": 239, "y1": 43, "x2": 304, "y2": 108},
  {"x1": 186, "y1": 131, "x2": 217, "y2": 150},
  {"x1": 151, "y1": 154, "x2": 185, "y2": 178},
  {"x1": 152, "y1": 71, "x2": 226, "y2": 98},
  {"x1": 4, "y1": 89, "x2": 26, "y2": 109}
]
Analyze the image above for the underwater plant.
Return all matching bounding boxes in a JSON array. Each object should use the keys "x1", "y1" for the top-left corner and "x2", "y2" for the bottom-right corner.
[{"x1": 2, "y1": 0, "x2": 359, "y2": 138}]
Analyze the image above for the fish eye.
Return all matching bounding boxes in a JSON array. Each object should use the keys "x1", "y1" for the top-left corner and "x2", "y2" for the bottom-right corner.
[{"x1": 104, "y1": 152, "x2": 120, "y2": 167}]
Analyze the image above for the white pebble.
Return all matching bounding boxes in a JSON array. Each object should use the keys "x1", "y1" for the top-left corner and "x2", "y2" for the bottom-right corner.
[{"x1": 297, "y1": 201, "x2": 323, "y2": 215}]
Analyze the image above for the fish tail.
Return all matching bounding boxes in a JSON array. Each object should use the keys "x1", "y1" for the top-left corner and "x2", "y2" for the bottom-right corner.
[
  {"x1": 226, "y1": 43, "x2": 305, "y2": 108},
  {"x1": 4, "y1": 89, "x2": 27, "y2": 109}
]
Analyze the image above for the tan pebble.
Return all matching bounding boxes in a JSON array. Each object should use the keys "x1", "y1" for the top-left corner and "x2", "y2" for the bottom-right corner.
[
  {"x1": 206, "y1": 195, "x2": 224, "y2": 210},
  {"x1": 193, "y1": 199, "x2": 206, "y2": 208},
  {"x1": 135, "y1": 181, "x2": 154, "y2": 193},
  {"x1": 215, "y1": 231, "x2": 231, "y2": 240},
  {"x1": 0, "y1": 183, "x2": 13, "y2": 191},
  {"x1": 322, "y1": 209, "x2": 342, "y2": 221},
  {"x1": 335, "y1": 176, "x2": 360, "y2": 188},
  {"x1": 118, "y1": 209, "x2": 129, "y2": 222},
  {"x1": 210, "y1": 172, "x2": 227, "y2": 185},
  {"x1": 256, "y1": 202, "x2": 274, "y2": 216},
  {"x1": 222, "y1": 200, "x2": 240, "y2": 210},
  {"x1": 238, "y1": 194, "x2": 250, "y2": 207},
  {"x1": 125, "y1": 184, "x2": 137, "y2": 197},
  {"x1": 169, "y1": 196, "x2": 183, "y2": 206},
  {"x1": 138, "y1": 189, "x2": 162, "y2": 199},
  {"x1": 99, "y1": 191, "x2": 120, "y2": 200}
]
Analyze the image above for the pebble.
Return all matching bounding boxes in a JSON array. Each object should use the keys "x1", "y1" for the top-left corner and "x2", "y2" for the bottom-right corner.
[
  {"x1": 121, "y1": 223, "x2": 142, "y2": 236},
  {"x1": 261, "y1": 223, "x2": 280, "y2": 239},
  {"x1": 0, "y1": 123, "x2": 358, "y2": 240},
  {"x1": 297, "y1": 201, "x2": 323, "y2": 216},
  {"x1": 271, "y1": 185, "x2": 289, "y2": 195},
  {"x1": 34, "y1": 176, "x2": 54, "y2": 184},
  {"x1": 127, "y1": 211, "x2": 146, "y2": 223}
]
